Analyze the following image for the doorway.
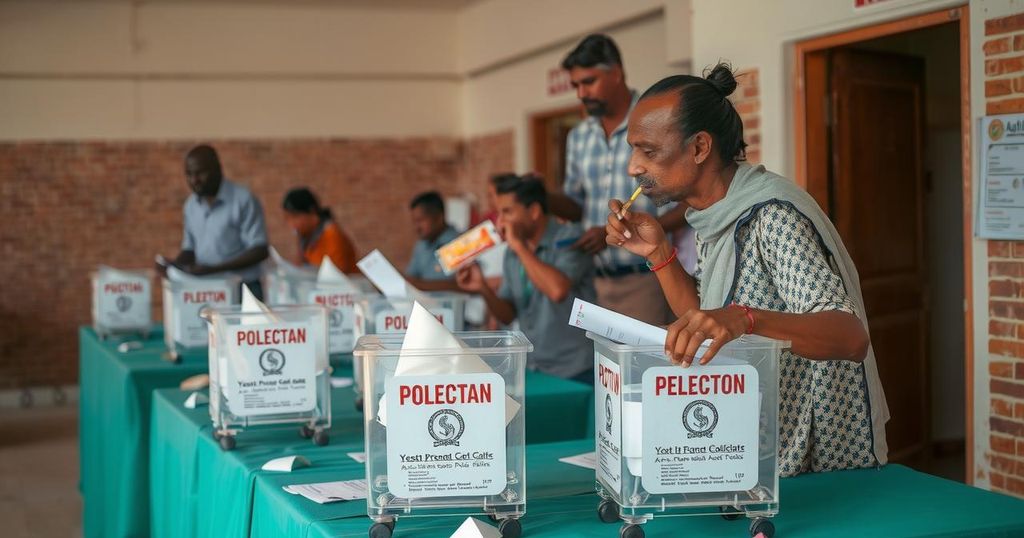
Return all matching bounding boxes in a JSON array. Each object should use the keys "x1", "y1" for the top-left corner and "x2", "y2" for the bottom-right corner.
[
  {"x1": 794, "y1": 7, "x2": 971, "y2": 481},
  {"x1": 530, "y1": 105, "x2": 583, "y2": 192}
]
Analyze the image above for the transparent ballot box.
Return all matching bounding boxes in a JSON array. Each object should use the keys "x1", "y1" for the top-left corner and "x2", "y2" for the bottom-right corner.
[
  {"x1": 587, "y1": 332, "x2": 786, "y2": 538},
  {"x1": 201, "y1": 304, "x2": 332, "y2": 450},
  {"x1": 161, "y1": 277, "x2": 239, "y2": 360},
  {"x1": 91, "y1": 267, "x2": 153, "y2": 339},
  {"x1": 263, "y1": 266, "x2": 317, "y2": 306},
  {"x1": 350, "y1": 293, "x2": 467, "y2": 410},
  {"x1": 353, "y1": 331, "x2": 532, "y2": 538},
  {"x1": 292, "y1": 280, "x2": 379, "y2": 358}
]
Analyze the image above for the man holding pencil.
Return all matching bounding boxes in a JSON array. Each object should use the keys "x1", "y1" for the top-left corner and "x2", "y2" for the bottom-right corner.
[
  {"x1": 456, "y1": 175, "x2": 595, "y2": 382},
  {"x1": 547, "y1": 34, "x2": 686, "y2": 326}
]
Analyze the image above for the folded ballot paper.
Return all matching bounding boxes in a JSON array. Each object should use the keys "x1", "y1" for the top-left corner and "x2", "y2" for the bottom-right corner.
[
  {"x1": 377, "y1": 302, "x2": 520, "y2": 427},
  {"x1": 357, "y1": 249, "x2": 411, "y2": 299},
  {"x1": 284, "y1": 479, "x2": 367, "y2": 503},
  {"x1": 316, "y1": 257, "x2": 357, "y2": 291},
  {"x1": 434, "y1": 221, "x2": 503, "y2": 275}
]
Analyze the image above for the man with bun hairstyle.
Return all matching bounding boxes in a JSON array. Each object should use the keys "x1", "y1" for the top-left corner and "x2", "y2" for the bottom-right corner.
[{"x1": 605, "y1": 63, "x2": 889, "y2": 476}]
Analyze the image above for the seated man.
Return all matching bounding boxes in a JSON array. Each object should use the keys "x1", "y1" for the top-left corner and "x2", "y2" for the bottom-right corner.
[
  {"x1": 457, "y1": 176, "x2": 596, "y2": 382},
  {"x1": 405, "y1": 191, "x2": 460, "y2": 291},
  {"x1": 164, "y1": 144, "x2": 269, "y2": 298}
]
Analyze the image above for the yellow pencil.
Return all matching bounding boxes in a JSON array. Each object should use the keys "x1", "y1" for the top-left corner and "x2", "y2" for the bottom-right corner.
[{"x1": 618, "y1": 186, "x2": 644, "y2": 219}]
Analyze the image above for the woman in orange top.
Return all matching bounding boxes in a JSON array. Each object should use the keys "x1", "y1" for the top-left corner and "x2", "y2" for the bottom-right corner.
[{"x1": 282, "y1": 187, "x2": 358, "y2": 272}]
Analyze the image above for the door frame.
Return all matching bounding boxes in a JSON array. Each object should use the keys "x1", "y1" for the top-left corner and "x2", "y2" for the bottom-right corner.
[
  {"x1": 792, "y1": 5, "x2": 974, "y2": 482},
  {"x1": 530, "y1": 104, "x2": 583, "y2": 189}
]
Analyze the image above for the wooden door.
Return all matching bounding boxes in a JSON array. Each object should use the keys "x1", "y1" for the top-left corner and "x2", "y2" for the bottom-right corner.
[
  {"x1": 830, "y1": 49, "x2": 928, "y2": 461},
  {"x1": 531, "y1": 106, "x2": 583, "y2": 191}
]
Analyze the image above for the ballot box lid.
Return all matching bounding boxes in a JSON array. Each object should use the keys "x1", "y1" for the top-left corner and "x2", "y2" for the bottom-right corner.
[{"x1": 353, "y1": 329, "x2": 532, "y2": 358}]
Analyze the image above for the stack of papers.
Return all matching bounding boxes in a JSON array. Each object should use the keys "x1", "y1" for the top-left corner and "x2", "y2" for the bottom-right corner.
[{"x1": 283, "y1": 479, "x2": 367, "y2": 504}]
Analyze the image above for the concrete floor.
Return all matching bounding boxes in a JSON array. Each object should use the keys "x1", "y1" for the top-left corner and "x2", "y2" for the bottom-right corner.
[{"x1": 0, "y1": 406, "x2": 81, "y2": 538}]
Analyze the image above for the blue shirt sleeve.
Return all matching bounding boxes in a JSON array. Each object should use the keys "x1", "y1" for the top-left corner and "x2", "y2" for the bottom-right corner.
[
  {"x1": 238, "y1": 193, "x2": 268, "y2": 249},
  {"x1": 181, "y1": 203, "x2": 195, "y2": 251}
]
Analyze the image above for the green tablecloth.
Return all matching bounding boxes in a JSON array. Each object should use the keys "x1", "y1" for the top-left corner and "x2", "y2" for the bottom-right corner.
[
  {"x1": 149, "y1": 371, "x2": 593, "y2": 538},
  {"x1": 79, "y1": 326, "x2": 207, "y2": 538}
]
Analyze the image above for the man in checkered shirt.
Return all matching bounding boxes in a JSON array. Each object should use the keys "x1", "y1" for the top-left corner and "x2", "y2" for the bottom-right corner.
[{"x1": 549, "y1": 34, "x2": 688, "y2": 325}]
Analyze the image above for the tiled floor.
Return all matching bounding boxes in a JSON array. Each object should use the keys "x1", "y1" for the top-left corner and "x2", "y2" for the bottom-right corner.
[{"x1": 0, "y1": 405, "x2": 81, "y2": 538}]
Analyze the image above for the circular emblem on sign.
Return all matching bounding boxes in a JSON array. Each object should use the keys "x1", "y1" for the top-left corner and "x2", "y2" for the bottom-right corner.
[
  {"x1": 682, "y1": 400, "x2": 719, "y2": 439},
  {"x1": 329, "y1": 308, "x2": 345, "y2": 328},
  {"x1": 990, "y1": 118, "x2": 1005, "y2": 141},
  {"x1": 259, "y1": 348, "x2": 286, "y2": 376},
  {"x1": 604, "y1": 393, "x2": 614, "y2": 434},
  {"x1": 428, "y1": 408, "x2": 465, "y2": 447},
  {"x1": 116, "y1": 295, "x2": 132, "y2": 313}
]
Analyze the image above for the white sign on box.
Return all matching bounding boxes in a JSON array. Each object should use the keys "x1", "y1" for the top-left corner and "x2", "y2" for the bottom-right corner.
[
  {"x1": 385, "y1": 373, "x2": 507, "y2": 499},
  {"x1": 640, "y1": 365, "x2": 759, "y2": 494},
  {"x1": 375, "y1": 306, "x2": 455, "y2": 333},
  {"x1": 224, "y1": 321, "x2": 317, "y2": 417},
  {"x1": 95, "y1": 267, "x2": 150, "y2": 329},
  {"x1": 174, "y1": 283, "x2": 232, "y2": 347},
  {"x1": 595, "y1": 354, "x2": 623, "y2": 493}
]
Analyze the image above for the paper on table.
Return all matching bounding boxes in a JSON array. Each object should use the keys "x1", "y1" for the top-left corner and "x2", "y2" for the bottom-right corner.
[
  {"x1": 283, "y1": 479, "x2": 367, "y2": 503},
  {"x1": 356, "y1": 250, "x2": 410, "y2": 299},
  {"x1": 317, "y1": 257, "x2": 357, "y2": 291},
  {"x1": 183, "y1": 391, "x2": 208, "y2": 409},
  {"x1": 377, "y1": 302, "x2": 520, "y2": 426},
  {"x1": 262, "y1": 455, "x2": 310, "y2": 472},
  {"x1": 346, "y1": 451, "x2": 366, "y2": 463},
  {"x1": 450, "y1": 517, "x2": 502, "y2": 538},
  {"x1": 330, "y1": 376, "x2": 354, "y2": 388},
  {"x1": 558, "y1": 451, "x2": 597, "y2": 470}
]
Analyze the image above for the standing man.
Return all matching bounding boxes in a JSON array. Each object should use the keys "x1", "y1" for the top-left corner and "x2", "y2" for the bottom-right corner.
[
  {"x1": 456, "y1": 176, "x2": 595, "y2": 382},
  {"x1": 549, "y1": 34, "x2": 687, "y2": 326},
  {"x1": 165, "y1": 144, "x2": 269, "y2": 298},
  {"x1": 405, "y1": 191, "x2": 460, "y2": 291}
]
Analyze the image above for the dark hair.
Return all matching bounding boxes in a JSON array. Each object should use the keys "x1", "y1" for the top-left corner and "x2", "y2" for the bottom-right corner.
[
  {"x1": 639, "y1": 63, "x2": 747, "y2": 163},
  {"x1": 495, "y1": 175, "x2": 548, "y2": 214},
  {"x1": 489, "y1": 172, "x2": 518, "y2": 188},
  {"x1": 185, "y1": 144, "x2": 222, "y2": 177},
  {"x1": 282, "y1": 187, "x2": 331, "y2": 219},
  {"x1": 410, "y1": 191, "x2": 445, "y2": 215},
  {"x1": 561, "y1": 34, "x2": 622, "y2": 70}
]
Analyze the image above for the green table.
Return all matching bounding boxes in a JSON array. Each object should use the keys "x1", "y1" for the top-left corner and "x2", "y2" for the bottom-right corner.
[
  {"x1": 149, "y1": 372, "x2": 593, "y2": 538},
  {"x1": 79, "y1": 326, "x2": 207, "y2": 538},
  {"x1": 303, "y1": 461, "x2": 1024, "y2": 538}
]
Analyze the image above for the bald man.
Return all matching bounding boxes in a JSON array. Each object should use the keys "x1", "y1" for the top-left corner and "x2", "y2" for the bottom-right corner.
[{"x1": 167, "y1": 145, "x2": 269, "y2": 298}]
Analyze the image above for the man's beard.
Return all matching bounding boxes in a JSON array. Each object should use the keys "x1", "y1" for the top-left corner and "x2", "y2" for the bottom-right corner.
[
  {"x1": 582, "y1": 98, "x2": 608, "y2": 117},
  {"x1": 636, "y1": 174, "x2": 675, "y2": 207}
]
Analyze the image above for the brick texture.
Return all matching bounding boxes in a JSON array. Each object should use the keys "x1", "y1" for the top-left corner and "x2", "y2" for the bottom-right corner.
[
  {"x1": 732, "y1": 68, "x2": 761, "y2": 164},
  {"x1": 0, "y1": 134, "x2": 513, "y2": 389},
  {"x1": 985, "y1": 11, "x2": 1024, "y2": 500}
]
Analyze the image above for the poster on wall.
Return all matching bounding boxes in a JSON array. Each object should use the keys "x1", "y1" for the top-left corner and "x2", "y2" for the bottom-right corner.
[{"x1": 977, "y1": 113, "x2": 1024, "y2": 239}]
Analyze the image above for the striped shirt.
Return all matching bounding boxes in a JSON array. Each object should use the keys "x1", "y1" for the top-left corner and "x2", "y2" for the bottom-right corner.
[{"x1": 563, "y1": 90, "x2": 673, "y2": 270}]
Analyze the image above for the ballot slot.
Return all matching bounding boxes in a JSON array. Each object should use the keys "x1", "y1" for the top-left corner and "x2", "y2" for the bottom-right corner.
[
  {"x1": 263, "y1": 266, "x2": 318, "y2": 306},
  {"x1": 350, "y1": 293, "x2": 467, "y2": 411},
  {"x1": 353, "y1": 330, "x2": 531, "y2": 536},
  {"x1": 588, "y1": 331, "x2": 785, "y2": 536},
  {"x1": 161, "y1": 276, "x2": 239, "y2": 359},
  {"x1": 91, "y1": 266, "x2": 154, "y2": 339},
  {"x1": 201, "y1": 302, "x2": 333, "y2": 451}
]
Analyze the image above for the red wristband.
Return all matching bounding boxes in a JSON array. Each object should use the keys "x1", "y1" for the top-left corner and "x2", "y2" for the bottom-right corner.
[
  {"x1": 730, "y1": 303, "x2": 755, "y2": 334},
  {"x1": 647, "y1": 247, "x2": 678, "y2": 272}
]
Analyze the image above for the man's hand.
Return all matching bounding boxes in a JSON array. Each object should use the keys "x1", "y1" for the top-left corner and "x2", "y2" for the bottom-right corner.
[
  {"x1": 572, "y1": 226, "x2": 608, "y2": 255},
  {"x1": 455, "y1": 264, "x2": 486, "y2": 293},
  {"x1": 664, "y1": 307, "x2": 749, "y2": 367},
  {"x1": 183, "y1": 263, "x2": 215, "y2": 276},
  {"x1": 501, "y1": 221, "x2": 528, "y2": 254},
  {"x1": 605, "y1": 199, "x2": 668, "y2": 259}
]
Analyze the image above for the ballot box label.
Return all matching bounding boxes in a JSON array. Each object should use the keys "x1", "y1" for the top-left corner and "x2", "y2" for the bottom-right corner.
[
  {"x1": 385, "y1": 373, "x2": 506, "y2": 498},
  {"x1": 376, "y1": 308, "x2": 455, "y2": 333},
  {"x1": 595, "y1": 353, "x2": 623, "y2": 493},
  {"x1": 308, "y1": 289, "x2": 356, "y2": 353},
  {"x1": 224, "y1": 322, "x2": 317, "y2": 417},
  {"x1": 174, "y1": 284, "x2": 232, "y2": 347},
  {"x1": 641, "y1": 365, "x2": 758, "y2": 494},
  {"x1": 96, "y1": 276, "x2": 150, "y2": 328}
]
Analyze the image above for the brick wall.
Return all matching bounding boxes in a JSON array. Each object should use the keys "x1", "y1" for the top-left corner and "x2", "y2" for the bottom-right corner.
[
  {"x1": 457, "y1": 131, "x2": 515, "y2": 208},
  {"x1": 0, "y1": 134, "x2": 511, "y2": 389},
  {"x1": 733, "y1": 68, "x2": 761, "y2": 164},
  {"x1": 984, "y1": 12, "x2": 1024, "y2": 498}
]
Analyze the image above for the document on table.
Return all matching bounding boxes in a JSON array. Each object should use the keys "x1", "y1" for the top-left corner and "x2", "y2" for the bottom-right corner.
[
  {"x1": 283, "y1": 479, "x2": 367, "y2": 503},
  {"x1": 357, "y1": 250, "x2": 409, "y2": 298},
  {"x1": 558, "y1": 451, "x2": 597, "y2": 470}
]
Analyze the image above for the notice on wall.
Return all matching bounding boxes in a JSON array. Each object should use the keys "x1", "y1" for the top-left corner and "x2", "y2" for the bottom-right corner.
[{"x1": 978, "y1": 114, "x2": 1024, "y2": 239}]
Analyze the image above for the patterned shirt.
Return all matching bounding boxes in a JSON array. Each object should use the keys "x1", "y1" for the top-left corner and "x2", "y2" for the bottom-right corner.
[
  {"x1": 695, "y1": 202, "x2": 878, "y2": 477},
  {"x1": 564, "y1": 91, "x2": 672, "y2": 270}
]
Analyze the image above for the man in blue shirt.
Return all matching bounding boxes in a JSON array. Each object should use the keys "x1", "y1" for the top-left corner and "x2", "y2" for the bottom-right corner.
[
  {"x1": 405, "y1": 191, "x2": 460, "y2": 291},
  {"x1": 165, "y1": 145, "x2": 269, "y2": 298},
  {"x1": 457, "y1": 176, "x2": 595, "y2": 381}
]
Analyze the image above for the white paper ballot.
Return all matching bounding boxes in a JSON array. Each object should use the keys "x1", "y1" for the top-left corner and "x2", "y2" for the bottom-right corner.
[
  {"x1": 377, "y1": 302, "x2": 520, "y2": 426},
  {"x1": 330, "y1": 376, "x2": 354, "y2": 389},
  {"x1": 283, "y1": 479, "x2": 367, "y2": 503},
  {"x1": 450, "y1": 517, "x2": 502, "y2": 538},
  {"x1": 317, "y1": 258, "x2": 357, "y2": 291},
  {"x1": 183, "y1": 391, "x2": 208, "y2": 409},
  {"x1": 262, "y1": 455, "x2": 311, "y2": 472},
  {"x1": 623, "y1": 399, "x2": 644, "y2": 476},
  {"x1": 357, "y1": 250, "x2": 410, "y2": 298},
  {"x1": 568, "y1": 298, "x2": 667, "y2": 346},
  {"x1": 346, "y1": 451, "x2": 367, "y2": 463},
  {"x1": 268, "y1": 246, "x2": 309, "y2": 275},
  {"x1": 558, "y1": 451, "x2": 597, "y2": 470}
]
